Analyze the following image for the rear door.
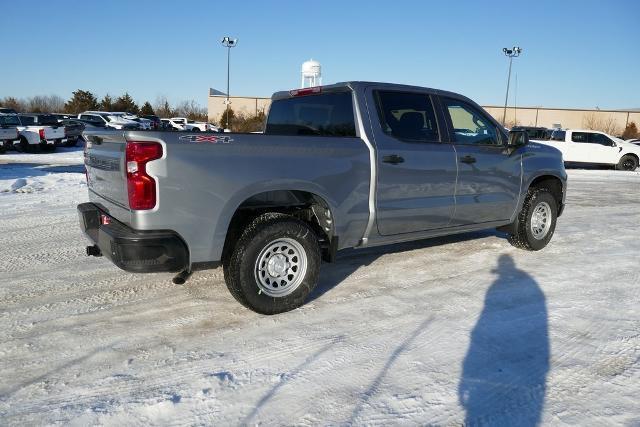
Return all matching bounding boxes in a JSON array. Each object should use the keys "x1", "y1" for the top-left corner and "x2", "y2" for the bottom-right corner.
[
  {"x1": 440, "y1": 97, "x2": 522, "y2": 225},
  {"x1": 371, "y1": 89, "x2": 457, "y2": 235}
]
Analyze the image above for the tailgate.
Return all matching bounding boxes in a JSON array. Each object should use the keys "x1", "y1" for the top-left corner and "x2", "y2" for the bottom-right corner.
[
  {"x1": 85, "y1": 131, "x2": 129, "y2": 208},
  {"x1": 44, "y1": 126, "x2": 65, "y2": 139}
]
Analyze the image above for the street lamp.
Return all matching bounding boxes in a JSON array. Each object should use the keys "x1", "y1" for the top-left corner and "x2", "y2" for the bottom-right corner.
[
  {"x1": 502, "y1": 46, "x2": 522, "y2": 127},
  {"x1": 221, "y1": 36, "x2": 238, "y2": 131}
]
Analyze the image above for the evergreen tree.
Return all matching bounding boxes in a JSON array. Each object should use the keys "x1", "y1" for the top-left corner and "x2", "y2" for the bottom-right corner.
[
  {"x1": 219, "y1": 108, "x2": 236, "y2": 129},
  {"x1": 113, "y1": 93, "x2": 139, "y2": 114},
  {"x1": 100, "y1": 94, "x2": 114, "y2": 111},
  {"x1": 140, "y1": 101, "x2": 155, "y2": 116},
  {"x1": 64, "y1": 90, "x2": 99, "y2": 114},
  {"x1": 622, "y1": 122, "x2": 639, "y2": 140}
]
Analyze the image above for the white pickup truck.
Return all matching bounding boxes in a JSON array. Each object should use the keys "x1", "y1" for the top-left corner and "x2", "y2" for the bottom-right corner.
[
  {"x1": 169, "y1": 117, "x2": 210, "y2": 132},
  {"x1": 0, "y1": 113, "x2": 20, "y2": 153},
  {"x1": 535, "y1": 129, "x2": 640, "y2": 171},
  {"x1": 16, "y1": 114, "x2": 66, "y2": 152}
]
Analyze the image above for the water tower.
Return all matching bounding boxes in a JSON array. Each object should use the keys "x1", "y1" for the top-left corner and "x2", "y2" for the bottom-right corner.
[{"x1": 301, "y1": 59, "x2": 322, "y2": 88}]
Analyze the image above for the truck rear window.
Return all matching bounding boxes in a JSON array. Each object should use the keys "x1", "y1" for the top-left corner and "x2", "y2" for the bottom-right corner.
[{"x1": 265, "y1": 91, "x2": 356, "y2": 137}]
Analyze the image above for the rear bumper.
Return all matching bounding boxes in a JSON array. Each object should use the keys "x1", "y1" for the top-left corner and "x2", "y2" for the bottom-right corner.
[{"x1": 77, "y1": 202, "x2": 189, "y2": 273}]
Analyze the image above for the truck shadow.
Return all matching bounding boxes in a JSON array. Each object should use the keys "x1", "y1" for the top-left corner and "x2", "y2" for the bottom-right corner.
[
  {"x1": 458, "y1": 254, "x2": 549, "y2": 425},
  {"x1": 309, "y1": 229, "x2": 503, "y2": 302}
]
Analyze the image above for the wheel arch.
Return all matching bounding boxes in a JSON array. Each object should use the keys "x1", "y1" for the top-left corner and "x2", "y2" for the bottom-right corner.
[
  {"x1": 527, "y1": 174, "x2": 564, "y2": 216},
  {"x1": 218, "y1": 187, "x2": 338, "y2": 263}
]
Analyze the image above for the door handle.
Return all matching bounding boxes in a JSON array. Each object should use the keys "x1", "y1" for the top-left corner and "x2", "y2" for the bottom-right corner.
[
  {"x1": 382, "y1": 154, "x2": 405, "y2": 164},
  {"x1": 460, "y1": 155, "x2": 476, "y2": 164}
]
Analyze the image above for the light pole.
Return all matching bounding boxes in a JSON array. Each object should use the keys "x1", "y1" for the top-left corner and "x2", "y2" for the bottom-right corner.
[
  {"x1": 502, "y1": 46, "x2": 522, "y2": 127},
  {"x1": 221, "y1": 36, "x2": 238, "y2": 131}
]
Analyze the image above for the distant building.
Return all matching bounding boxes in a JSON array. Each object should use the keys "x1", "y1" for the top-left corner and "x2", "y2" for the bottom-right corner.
[{"x1": 208, "y1": 88, "x2": 270, "y2": 124}]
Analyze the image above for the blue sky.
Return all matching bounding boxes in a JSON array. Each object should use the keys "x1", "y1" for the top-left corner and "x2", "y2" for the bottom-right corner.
[{"x1": 1, "y1": 0, "x2": 638, "y2": 109}]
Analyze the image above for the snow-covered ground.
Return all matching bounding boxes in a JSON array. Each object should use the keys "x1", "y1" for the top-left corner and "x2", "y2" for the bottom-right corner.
[{"x1": 0, "y1": 149, "x2": 639, "y2": 425}]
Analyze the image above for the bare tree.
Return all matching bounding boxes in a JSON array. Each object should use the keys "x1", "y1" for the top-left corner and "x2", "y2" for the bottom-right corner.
[
  {"x1": 174, "y1": 100, "x2": 207, "y2": 121},
  {"x1": 27, "y1": 95, "x2": 65, "y2": 113},
  {"x1": 582, "y1": 112, "x2": 621, "y2": 136}
]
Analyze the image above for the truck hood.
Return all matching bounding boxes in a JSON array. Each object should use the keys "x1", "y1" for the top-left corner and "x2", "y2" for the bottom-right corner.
[
  {"x1": 526, "y1": 140, "x2": 563, "y2": 157},
  {"x1": 617, "y1": 140, "x2": 640, "y2": 154}
]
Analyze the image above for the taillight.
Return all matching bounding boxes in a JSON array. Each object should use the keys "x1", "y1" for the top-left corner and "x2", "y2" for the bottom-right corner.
[
  {"x1": 289, "y1": 86, "x2": 322, "y2": 97},
  {"x1": 39, "y1": 129, "x2": 45, "y2": 140},
  {"x1": 125, "y1": 141, "x2": 163, "y2": 210}
]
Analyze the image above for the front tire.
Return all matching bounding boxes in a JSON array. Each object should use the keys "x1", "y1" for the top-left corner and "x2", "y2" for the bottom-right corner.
[
  {"x1": 617, "y1": 154, "x2": 638, "y2": 171},
  {"x1": 223, "y1": 213, "x2": 321, "y2": 314},
  {"x1": 508, "y1": 188, "x2": 558, "y2": 251}
]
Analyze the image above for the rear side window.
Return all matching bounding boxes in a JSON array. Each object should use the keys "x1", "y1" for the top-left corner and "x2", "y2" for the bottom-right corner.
[
  {"x1": 266, "y1": 91, "x2": 356, "y2": 137},
  {"x1": 374, "y1": 91, "x2": 439, "y2": 142},
  {"x1": 571, "y1": 132, "x2": 589, "y2": 143}
]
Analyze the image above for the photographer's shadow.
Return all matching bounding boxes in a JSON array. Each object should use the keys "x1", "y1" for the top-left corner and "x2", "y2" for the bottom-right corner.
[{"x1": 459, "y1": 254, "x2": 549, "y2": 426}]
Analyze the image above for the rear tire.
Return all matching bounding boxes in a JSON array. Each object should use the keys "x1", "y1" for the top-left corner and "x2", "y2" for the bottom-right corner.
[
  {"x1": 223, "y1": 213, "x2": 321, "y2": 314},
  {"x1": 617, "y1": 154, "x2": 638, "y2": 171},
  {"x1": 508, "y1": 188, "x2": 558, "y2": 251},
  {"x1": 17, "y1": 137, "x2": 36, "y2": 153}
]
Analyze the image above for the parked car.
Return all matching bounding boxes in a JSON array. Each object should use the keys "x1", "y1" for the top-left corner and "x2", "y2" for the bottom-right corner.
[
  {"x1": 0, "y1": 113, "x2": 20, "y2": 153},
  {"x1": 535, "y1": 129, "x2": 640, "y2": 171},
  {"x1": 141, "y1": 115, "x2": 162, "y2": 130},
  {"x1": 60, "y1": 119, "x2": 85, "y2": 146},
  {"x1": 77, "y1": 112, "x2": 140, "y2": 130},
  {"x1": 78, "y1": 81, "x2": 567, "y2": 314},
  {"x1": 169, "y1": 117, "x2": 210, "y2": 131},
  {"x1": 625, "y1": 138, "x2": 640, "y2": 146},
  {"x1": 160, "y1": 118, "x2": 180, "y2": 130},
  {"x1": 16, "y1": 113, "x2": 66, "y2": 152}
]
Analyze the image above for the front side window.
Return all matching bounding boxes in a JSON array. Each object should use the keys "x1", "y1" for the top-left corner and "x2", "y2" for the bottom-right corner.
[
  {"x1": 589, "y1": 133, "x2": 613, "y2": 146},
  {"x1": 442, "y1": 98, "x2": 500, "y2": 146},
  {"x1": 374, "y1": 91, "x2": 439, "y2": 142},
  {"x1": 266, "y1": 91, "x2": 356, "y2": 137}
]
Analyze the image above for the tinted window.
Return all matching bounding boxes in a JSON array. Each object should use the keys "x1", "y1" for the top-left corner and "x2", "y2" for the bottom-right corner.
[
  {"x1": 37, "y1": 115, "x2": 59, "y2": 125},
  {"x1": 0, "y1": 115, "x2": 21, "y2": 126},
  {"x1": 590, "y1": 133, "x2": 612, "y2": 146},
  {"x1": 374, "y1": 91, "x2": 439, "y2": 142},
  {"x1": 443, "y1": 98, "x2": 500, "y2": 146},
  {"x1": 19, "y1": 115, "x2": 36, "y2": 125},
  {"x1": 551, "y1": 130, "x2": 565, "y2": 141},
  {"x1": 571, "y1": 132, "x2": 589, "y2": 143},
  {"x1": 266, "y1": 91, "x2": 356, "y2": 137}
]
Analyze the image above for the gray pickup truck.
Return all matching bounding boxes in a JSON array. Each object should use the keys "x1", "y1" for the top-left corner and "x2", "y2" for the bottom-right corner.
[{"x1": 78, "y1": 82, "x2": 567, "y2": 314}]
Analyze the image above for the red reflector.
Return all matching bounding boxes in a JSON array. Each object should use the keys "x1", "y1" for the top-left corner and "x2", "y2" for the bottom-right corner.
[
  {"x1": 100, "y1": 214, "x2": 111, "y2": 225},
  {"x1": 289, "y1": 86, "x2": 322, "y2": 97},
  {"x1": 125, "y1": 141, "x2": 163, "y2": 210},
  {"x1": 39, "y1": 128, "x2": 45, "y2": 140}
]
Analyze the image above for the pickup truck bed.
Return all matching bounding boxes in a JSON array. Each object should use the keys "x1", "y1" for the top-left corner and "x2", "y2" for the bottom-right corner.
[{"x1": 80, "y1": 81, "x2": 567, "y2": 314}]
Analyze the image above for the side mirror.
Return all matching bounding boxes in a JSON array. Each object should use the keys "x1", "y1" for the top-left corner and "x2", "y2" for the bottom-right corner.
[{"x1": 508, "y1": 130, "x2": 529, "y2": 147}]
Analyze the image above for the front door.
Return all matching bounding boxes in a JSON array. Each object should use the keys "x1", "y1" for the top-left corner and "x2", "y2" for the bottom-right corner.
[
  {"x1": 440, "y1": 97, "x2": 522, "y2": 225},
  {"x1": 371, "y1": 90, "x2": 458, "y2": 236}
]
